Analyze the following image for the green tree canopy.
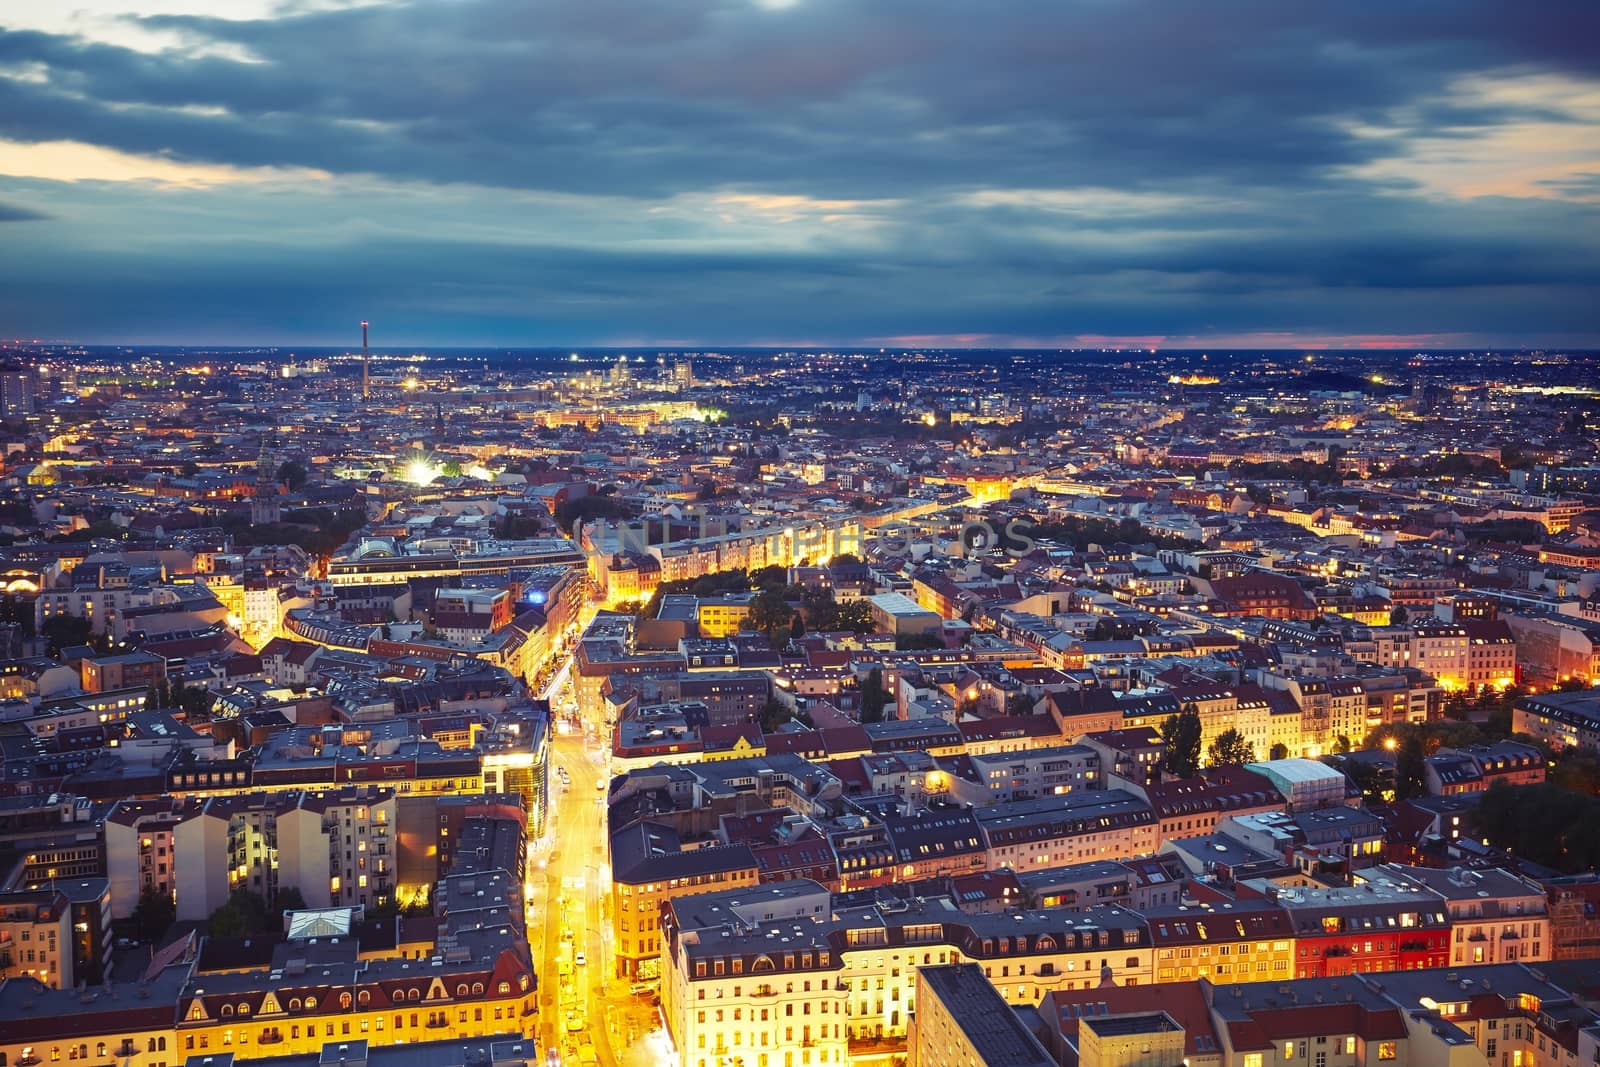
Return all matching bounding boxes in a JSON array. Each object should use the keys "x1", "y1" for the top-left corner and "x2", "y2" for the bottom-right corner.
[
  {"x1": 1207, "y1": 728, "x2": 1255, "y2": 767},
  {"x1": 1160, "y1": 707, "x2": 1203, "y2": 778},
  {"x1": 131, "y1": 888, "x2": 175, "y2": 942},
  {"x1": 276, "y1": 459, "x2": 309, "y2": 491},
  {"x1": 1472, "y1": 783, "x2": 1600, "y2": 874},
  {"x1": 207, "y1": 888, "x2": 272, "y2": 938},
  {"x1": 860, "y1": 668, "x2": 891, "y2": 724}
]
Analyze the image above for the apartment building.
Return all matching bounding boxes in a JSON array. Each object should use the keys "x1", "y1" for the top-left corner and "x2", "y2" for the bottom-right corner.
[
  {"x1": 661, "y1": 880, "x2": 1155, "y2": 1067},
  {"x1": 107, "y1": 789, "x2": 396, "y2": 921},
  {"x1": 1389, "y1": 865, "x2": 1550, "y2": 967},
  {"x1": 979, "y1": 791, "x2": 1158, "y2": 871},
  {"x1": 909, "y1": 963, "x2": 1055, "y2": 1067}
]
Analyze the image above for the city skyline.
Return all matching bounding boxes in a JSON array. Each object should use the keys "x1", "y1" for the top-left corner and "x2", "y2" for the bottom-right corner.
[{"x1": 1, "y1": 0, "x2": 1598, "y2": 347}]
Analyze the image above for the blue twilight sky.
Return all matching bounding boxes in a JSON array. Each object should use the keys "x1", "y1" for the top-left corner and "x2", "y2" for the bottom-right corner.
[{"x1": 0, "y1": 0, "x2": 1597, "y2": 349}]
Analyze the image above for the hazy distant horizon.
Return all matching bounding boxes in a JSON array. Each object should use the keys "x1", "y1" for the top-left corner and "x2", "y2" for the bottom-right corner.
[{"x1": 13, "y1": 343, "x2": 1599, "y2": 362}]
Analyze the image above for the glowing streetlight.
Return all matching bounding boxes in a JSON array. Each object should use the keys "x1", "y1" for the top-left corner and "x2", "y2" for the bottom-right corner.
[
  {"x1": 1383, "y1": 737, "x2": 1398, "y2": 752},
  {"x1": 403, "y1": 458, "x2": 441, "y2": 486}
]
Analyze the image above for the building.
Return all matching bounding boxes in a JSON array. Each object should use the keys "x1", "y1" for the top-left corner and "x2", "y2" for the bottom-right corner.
[
  {"x1": 0, "y1": 887, "x2": 74, "y2": 987},
  {"x1": 696, "y1": 594, "x2": 757, "y2": 639},
  {"x1": 866, "y1": 593, "x2": 943, "y2": 638},
  {"x1": 1144, "y1": 899, "x2": 1296, "y2": 986},
  {"x1": 909, "y1": 963, "x2": 1054, "y2": 1067},
  {"x1": 660, "y1": 879, "x2": 1155, "y2": 1067},
  {"x1": 1262, "y1": 875, "x2": 1451, "y2": 978},
  {"x1": 431, "y1": 588, "x2": 515, "y2": 644},
  {"x1": 252, "y1": 440, "x2": 281, "y2": 526},
  {"x1": 609, "y1": 821, "x2": 759, "y2": 980},
  {"x1": 82, "y1": 650, "x2": 168, "y2": 694},
  {"x1": 960, "y1": 743, "x2": 1102, "y2": 804},
  {"x1": 978, "y1": 790, "x2": 1157, "y2": 871},
  {"x1": 1513, "y1": 689, "x2": 1600, "y2": 751},
  {"x1": 105, "y1": 789, "x2": 396, "y2": 922},
  {"x1": 1043, "y1": 962, "x2": 1600, "y2": 1067},
  {"x1": 1388, "y1": 865, "x2": 1549, "y2": 966},
  {"x1": 105, "y1": 798, "x2": 194, "y2": 918},
  {"x1": 0, "y1": 363, "x2": 37, "y2": 417}
]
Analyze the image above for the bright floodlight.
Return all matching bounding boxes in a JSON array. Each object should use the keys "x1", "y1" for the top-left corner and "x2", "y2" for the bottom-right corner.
[{"x1": 404, "y1": 459, "x2": 439, "y2": 486}]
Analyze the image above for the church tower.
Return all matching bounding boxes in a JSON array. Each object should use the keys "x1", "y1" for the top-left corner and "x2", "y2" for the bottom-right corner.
[{"x1": 252, "y1": 438, "x2": 281, "y2": 525}]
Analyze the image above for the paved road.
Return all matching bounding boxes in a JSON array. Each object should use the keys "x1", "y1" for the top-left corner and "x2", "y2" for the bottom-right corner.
[{"x1": 531, "y1": 664, "x2": 664, "y2": 1066}]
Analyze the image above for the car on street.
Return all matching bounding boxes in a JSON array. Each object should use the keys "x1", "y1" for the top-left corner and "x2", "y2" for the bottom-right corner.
[{"x1": 575, "y1": 951, "x2": 587, "y2": 966}]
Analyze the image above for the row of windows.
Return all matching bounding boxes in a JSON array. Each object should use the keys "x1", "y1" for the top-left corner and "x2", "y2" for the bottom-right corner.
[
  {"x1": 205, "y1": 980, "x2": 511, "y2": 1018},
  {"x1": 179, "y1": 1003, "x2": 523, "y2": 1050},
  {"x1": 696, "y1": 1024, "x2": 841, "y2": 1049}
]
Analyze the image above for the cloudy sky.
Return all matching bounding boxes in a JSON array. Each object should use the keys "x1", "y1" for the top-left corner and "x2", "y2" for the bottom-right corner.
[{"x1": 1, "y1": 0, "x2": 1597, "y2": 348}]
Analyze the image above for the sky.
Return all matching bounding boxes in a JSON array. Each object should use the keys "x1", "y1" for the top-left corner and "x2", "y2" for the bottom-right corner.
[{"x1": 0, "y1": 0, "x2": 1597, "y2": 349}]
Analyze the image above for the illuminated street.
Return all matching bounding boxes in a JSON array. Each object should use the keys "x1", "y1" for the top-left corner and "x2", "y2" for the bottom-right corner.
[{"x1": 531, "y1": 649, "x2": 665, "y2": 1067}]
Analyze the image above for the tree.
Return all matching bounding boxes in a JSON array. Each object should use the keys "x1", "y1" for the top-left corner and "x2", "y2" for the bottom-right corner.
[
  {"x1": 144, "y1": 684, "x2": 160, "y2": 711},
  {"x1": 1550, "y1": 748, "x2": 1600, "y2": 796},
  {"x1": 553, "y1": 495, "x2": 631, "y2": 535},
  {"x1": 742, "y1": 588, "x2": 797, "y2": 648},
  {"x1": 833, "y1": 599, "x2": 875, "y2": 634},
  {"x1": 1389, "y1": 604, "x2": 1409, "y2": 626},
  {"x1": 207, "y1": 899, "x2": 250, "y2": 938},
  {"x1": 748, "y1": 565, "x2": 790, "y2": 592},
  {"x1": 758, "y1": 697, "x2": 791, "y2": 734},
  {"x1": 1160, "y1": 706, "x2": 1203, "y2": 779},
  {"x1": 276, "y1": 459, "x2": 309, "y2": 492},
  {"x1": 1334, "y1": 734, "x2": 1352, "y2": 755},
  {"x1": 41, "y1": 615, "x2": 92, "y2": 655},
  {"x1": 1006, "y1": 691, "x2": 1037, "y2": 716},
  {"x1": 1207, "y1": 728, "x2": 1255, "y2": 767},
  {"x1": 1335, "y1": 757, "x2": 1392, "y2": 803},
  {"x1": 208, "y1": 889, "x2": 271, "y2": 938},
  {"x1": 860, "y1": 668, "x2": 891, "y2": 724},
  {"x1": 1269, "y1": 742, "x2": 1289, "y2": 761},
  {"x1": 274, "y1": 886, "x2": 307, "y2": 915},
  {"x1": 131, "y1": 888, "x2": 175, "y2": 942},
  {"x1": 1472, "y1": 783, "x2": 1600, "y2": 874},
  {"x1": 1395, "y1": 731, "x2": 1428, "y2": 800}
]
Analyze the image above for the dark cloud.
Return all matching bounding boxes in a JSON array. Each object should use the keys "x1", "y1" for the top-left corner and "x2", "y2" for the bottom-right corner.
[
  {"x1": 0, "y1": 0, "x2": 1591, "y2": 198},
  {"x1": 0, "y1": 201, "x2": 48, "y2": 222},
  {"x1": 0, "y1": 0, "x2": 1596, "y2": 343}
]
